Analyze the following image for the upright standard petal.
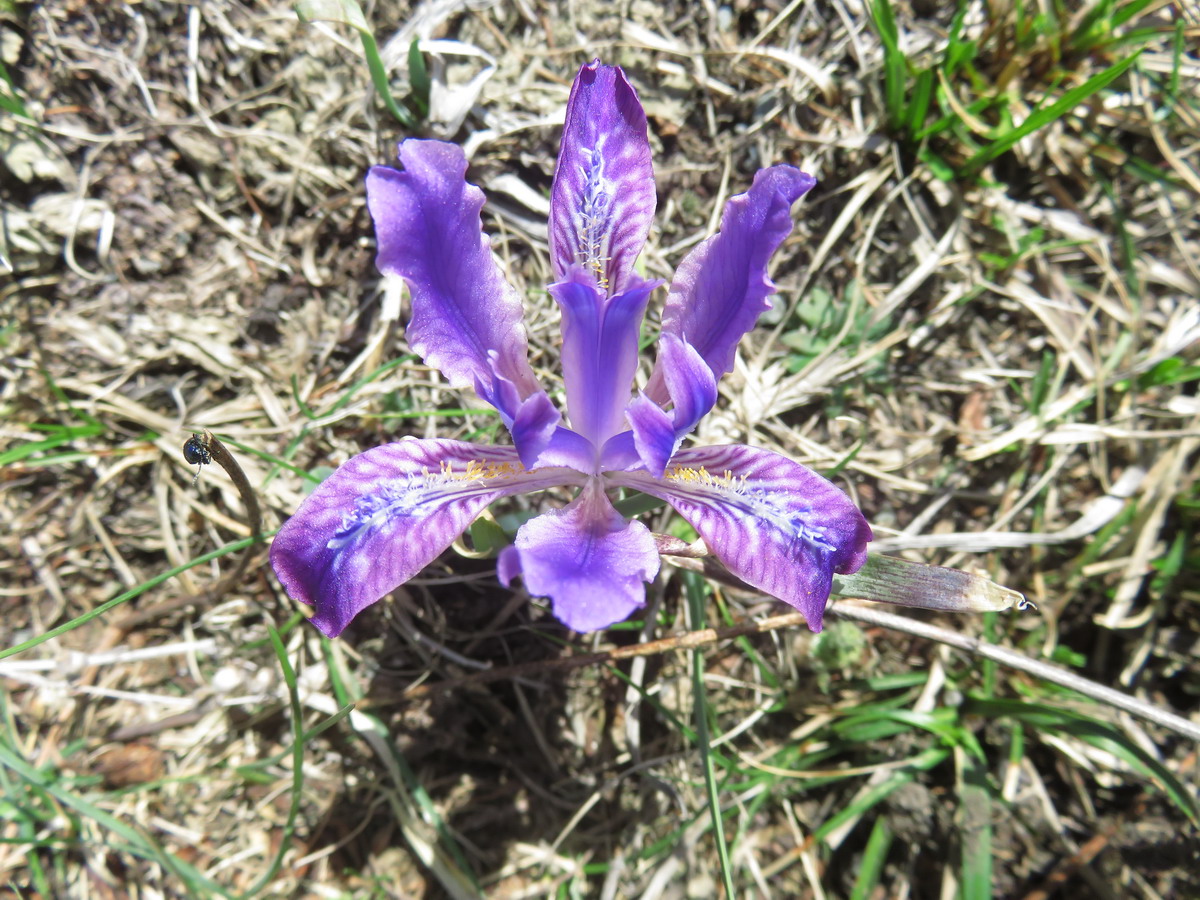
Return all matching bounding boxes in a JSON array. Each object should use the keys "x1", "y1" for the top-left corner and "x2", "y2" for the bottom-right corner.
[
  {"x1": 498, "y1": 478, "x2": 660, "y2": 632},
  {"x1": 645, "y1": 166, "x2": 817, "y2": 405},
  {"x1": 366, "y1": 140, "x2": 541, "y2": 418},
  {"x1": 609, "y1": 444, "x2": 871, "y2": 631},
  {"x1": 550, "y1": 269, "x2": 658, "y2": 455},
  {"x1": 271, "y1": 438, "x2": 584, "y2": 637},
  {"x1": 549, "y1": 61, "x2": 656, "y2": 297}
]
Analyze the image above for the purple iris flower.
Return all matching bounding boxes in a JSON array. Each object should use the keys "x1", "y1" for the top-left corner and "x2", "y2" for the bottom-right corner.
[{"x1": 270, "y1": 60, "x2": 872, "y2": 637}]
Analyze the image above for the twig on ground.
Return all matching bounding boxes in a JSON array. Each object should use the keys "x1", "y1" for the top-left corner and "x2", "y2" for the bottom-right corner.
[{"x1": 373, "y1": 605, "x2": 1200, "y2": 744}]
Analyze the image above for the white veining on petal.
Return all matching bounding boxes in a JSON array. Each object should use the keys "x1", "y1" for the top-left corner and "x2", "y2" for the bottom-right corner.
[
  {"x1": 782, "y1": 511, "x2": 837, "y2": 554},
  {"x1": 660, "y1": 462, "x2": 836, "y2": 554},
  {"x1": 328, "y1": 459, "x2": 527, "y2": 550},
  {"x1": 577, "y1": 141, "x2": 613, "y2": 290}
]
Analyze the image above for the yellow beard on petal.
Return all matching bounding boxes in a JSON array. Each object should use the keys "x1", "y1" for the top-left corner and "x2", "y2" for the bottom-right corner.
[{"x1": 663, "y1": 464, "x2": 748, "y2": 495}]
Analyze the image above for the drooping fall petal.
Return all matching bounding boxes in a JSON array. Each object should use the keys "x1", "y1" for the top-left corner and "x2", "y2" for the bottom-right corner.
[
  {"x1": 366, "y1": 140, "x2": 542, "y2": 418},
  {"x1": 609, "y1": 444, "x2": 871, "y2": 631},
  {"x1": 271, "y1": 439, "x2": 583, "y2": 637},
  {"x1": 549, "y1": 61, "x2": 656, "y2": 297},
  {"x1": 498, "y1": 478, "x2": 660, "y2": 632},
  {"x1": 645, "y1": 165, "x2": 817, "y2": 404}
]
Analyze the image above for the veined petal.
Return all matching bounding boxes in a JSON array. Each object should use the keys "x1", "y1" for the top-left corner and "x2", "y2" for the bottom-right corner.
[
  {"x1": 608, "y1": 444, "x2": 871, "y2": 631},
  {"x1": 498, "y1": 478, "x2": 660, "y2": 632},
  {"x1": 645, "y1": 166, "x2": 817, "y2": 405},
  {"x1": 271, "y1": 438, "x2": 584, "y2": 637},
  {"x1": 550, "y1": 269, "x2": 658, "y2": 452},
  {"x1": 366, "y1": 141, "x2": 540, "y2": 418},
  {"x1": 549, "y1": 61, "x2": 655, "y2": 296}
]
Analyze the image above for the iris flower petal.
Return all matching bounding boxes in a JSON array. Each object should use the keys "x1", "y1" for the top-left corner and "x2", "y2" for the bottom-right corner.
[
  {"x1": 550, "y1": 269, "x2": 658, "y2": 454},
  {"x1": 498, "y1": 478, "x2": 660, "y2": 632},
  {"x1": 626, "y1": 336, "x2": 716, "y2": 476},
  {"x1": 595, "y1": 429, "x2": 642, "y2": 472},
  {"x1": 508, "y1": 390, "x2": 562, "y2": 469},
  {"x1": 533, "y1": 426, "x2": 602, "y2": 472},
  {"x1": 609, "y1": 444, "x2": 872, "y2": 631},
  {"x1": 549, "y1": 60, "x2": 656, "y2": 297},
  {"x1": 366, "y1": 141, "x2": 542, "y2": 418},
  {"x1": 270, "y1": 439, "x2": 583, "y2": 637},
  {"x1": 624, "y1": 394, "x2": 675, "y2": 477},
  {"x1": 645, "y1": 166, "x2": 817, "y2": 404},
  {"x1": 656, "y1": 334, "x2": 718, "y2": 438}
]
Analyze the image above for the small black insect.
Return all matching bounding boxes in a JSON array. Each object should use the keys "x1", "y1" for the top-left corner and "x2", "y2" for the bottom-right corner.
[{"x1": 183, "y1": 434, "x2": 211, "y2": 482}]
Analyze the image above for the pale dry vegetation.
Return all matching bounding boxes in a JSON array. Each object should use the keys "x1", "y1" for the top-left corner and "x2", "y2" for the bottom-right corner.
[{"x1": 1, "y1": 0, "x2": 1198, "y2": 897}]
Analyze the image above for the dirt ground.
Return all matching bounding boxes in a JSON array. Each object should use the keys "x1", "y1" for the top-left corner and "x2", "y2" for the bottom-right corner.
[{"x1": 2, "y1": 1, "x2": 1198, "y2": 898}]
